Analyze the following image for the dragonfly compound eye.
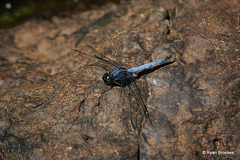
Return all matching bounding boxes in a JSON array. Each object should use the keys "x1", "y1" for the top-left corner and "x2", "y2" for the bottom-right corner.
[{"x1": 102, "y1": 73, "x2": 111, "y2": 84}]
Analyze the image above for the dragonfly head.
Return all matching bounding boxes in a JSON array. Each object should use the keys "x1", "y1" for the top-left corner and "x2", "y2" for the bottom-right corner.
[{"x1": 102, "y1": 72, "x2": 113, "y2": 85}]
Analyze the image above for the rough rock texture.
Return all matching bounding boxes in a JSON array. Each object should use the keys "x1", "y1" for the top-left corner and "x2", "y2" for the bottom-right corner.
[{"x1": 0, "y1": 0, "x2": 239, "y2": 159}]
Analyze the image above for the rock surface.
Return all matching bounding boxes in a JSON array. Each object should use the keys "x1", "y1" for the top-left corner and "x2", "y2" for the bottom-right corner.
[{"x1": 0, "y1": 0, "x2": 239, "y2": 159}]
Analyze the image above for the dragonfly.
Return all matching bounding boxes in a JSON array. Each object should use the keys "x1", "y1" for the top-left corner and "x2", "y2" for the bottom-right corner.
[{"x1": 72, "y1": 45, "x2": 172, "y2": 130}]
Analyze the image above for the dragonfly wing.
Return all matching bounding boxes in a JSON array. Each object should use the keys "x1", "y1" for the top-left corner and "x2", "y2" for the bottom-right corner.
[
  {"x1": 72, "y1": 45, "x2": 122, "y2": 71},
  {"x1": 130, "y1": 78, "x2": 152, "y2": 125},
  {"x1": 120, "y1": 73, "x2": 152, "y2": 132},
  {"x1": 87, "y1": 45, "x2": 123, "y2": 68}
]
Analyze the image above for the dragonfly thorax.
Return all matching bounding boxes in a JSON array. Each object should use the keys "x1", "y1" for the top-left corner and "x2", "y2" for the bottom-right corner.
[{"x1": 102, "y1": 68, "x2": 130, "y2": 86}]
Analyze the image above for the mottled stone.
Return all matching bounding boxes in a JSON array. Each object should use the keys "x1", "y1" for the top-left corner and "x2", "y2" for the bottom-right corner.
[{"x1": 0, "y1": 0, "x2": 239, "y2": 159}]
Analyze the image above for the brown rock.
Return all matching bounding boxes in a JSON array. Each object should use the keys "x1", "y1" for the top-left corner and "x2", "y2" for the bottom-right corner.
[{"x1": 0, "y1": 0, "x2": 239, "y2": 159}]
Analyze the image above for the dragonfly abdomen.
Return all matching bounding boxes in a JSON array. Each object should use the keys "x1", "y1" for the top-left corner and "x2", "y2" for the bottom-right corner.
[{"x1": 127, "y1": 55, "x2": 172, "y2": 74}]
